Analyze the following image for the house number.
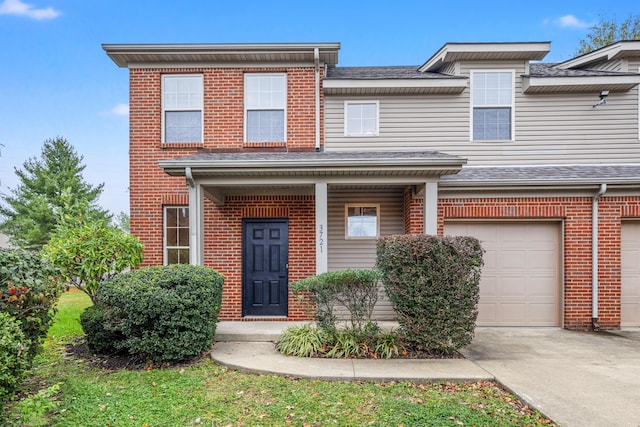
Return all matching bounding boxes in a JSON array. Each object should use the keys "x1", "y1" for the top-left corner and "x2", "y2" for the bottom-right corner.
[{"x1": 318, "y1": 224, "x2": 324, "y2": 253}]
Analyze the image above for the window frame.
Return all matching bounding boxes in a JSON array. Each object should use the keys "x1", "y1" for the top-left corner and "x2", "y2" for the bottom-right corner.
[
  {"x1": 161, "y1": 74, "x2": 204, "y2": 144},
  {"x1": 344, "y1": 204, "x2": 380, "y2": 239},
  {"x1": 163, "y1": 205, "x2": 190, "y2": 265},
  {"x1": 244, "y1": 72, "x2": 287, "y2": 143},
  {"x1": 344, "y1": 100, "x2": 380, "y2": 136},
  {"x1": 470, "y1": 70, "x2": 515, "y2": 142}
]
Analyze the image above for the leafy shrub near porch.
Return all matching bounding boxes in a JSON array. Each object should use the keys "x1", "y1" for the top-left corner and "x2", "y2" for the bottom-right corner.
[
  {"x1": 0, "y1": 312, "x2": 31, "y2": 408},
  {"x1": 0, "y1": 248, "x2": 64, "y2": 357},
  {"x1": 290, "y1": 269, "x2": 382, "y2": 332},
  {"x1": 84, "y1": 264, "x2": 224, "y2": 361},
  {"x1": 376, "y1": 234, "x2": 484, "y2": 355}
]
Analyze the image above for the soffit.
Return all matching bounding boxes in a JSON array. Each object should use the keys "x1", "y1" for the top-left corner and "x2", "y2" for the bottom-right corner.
[{"x1": 103, "y1": 43, "x2": 340, "y2": 68}]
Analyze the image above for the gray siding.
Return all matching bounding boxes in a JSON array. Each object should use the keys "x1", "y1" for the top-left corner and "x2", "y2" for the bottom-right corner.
[
  {"x1": 327, "y1": 188, "x2": 404, "y2": 320},
  {"x1": 325, "y1": 60, "x2": 640, "y2": 165},
  {"x1": 590, "y1": 59, "x2": 625, "y2": 72}
]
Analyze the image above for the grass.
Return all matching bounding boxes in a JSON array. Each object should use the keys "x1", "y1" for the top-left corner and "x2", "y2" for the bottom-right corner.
[{"x1": 6, "y1": 291, "x2": 555, "y2": 427}]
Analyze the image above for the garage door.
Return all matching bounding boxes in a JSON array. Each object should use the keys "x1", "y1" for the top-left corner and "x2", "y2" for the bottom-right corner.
[
  {"x1": 445, "y1": 222, "x2": 561, "y2": 326},
  {"x1": 621, "y1": 222, "x2": 640, "y2": 327}
]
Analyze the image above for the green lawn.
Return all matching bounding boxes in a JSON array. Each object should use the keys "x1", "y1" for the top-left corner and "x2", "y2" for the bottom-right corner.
[{"x1": 7, "y1": 291, "x2": 555, "y2": 427}]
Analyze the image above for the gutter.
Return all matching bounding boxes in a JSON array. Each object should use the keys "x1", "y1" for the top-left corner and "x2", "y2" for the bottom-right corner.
[{"x1": 592, "y1": 183, "x2": 607, "y2": 331}]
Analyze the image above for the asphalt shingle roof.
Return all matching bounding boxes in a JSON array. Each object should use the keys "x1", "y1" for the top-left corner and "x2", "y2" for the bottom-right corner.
[
  {"x1": 441, "y1": 165, "x2": 640, "y2": 184},
  {"x1": 325, "y1": 66, "x2": 462, "y2": 80},
  {"x1": 528, "y1": 63, "x2": 640, "y2": 78}
]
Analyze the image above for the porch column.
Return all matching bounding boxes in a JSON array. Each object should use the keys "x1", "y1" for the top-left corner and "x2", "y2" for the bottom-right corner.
[
  {"x1": 315, "y1": 182, "x2": 328, "y2": 274},
  {"x1": 423, "y1": 181, "x2": 438, "y2": 235},
  {"x1": 188, "y1": 176, "x2": 204, "y2": 266}
]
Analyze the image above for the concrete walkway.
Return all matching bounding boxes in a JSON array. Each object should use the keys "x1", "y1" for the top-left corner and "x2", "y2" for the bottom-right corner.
[{"x1": 212, "y1": 323, "x2": 640, "y2": 427}]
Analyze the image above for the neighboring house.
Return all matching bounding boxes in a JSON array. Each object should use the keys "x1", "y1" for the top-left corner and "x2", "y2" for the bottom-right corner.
[
  {"x1": 0, "y1": 233, "x2": 12, "y2": 249},
  {"x1": 104, "y1": 40, "x2": 640, "y2": 329}
]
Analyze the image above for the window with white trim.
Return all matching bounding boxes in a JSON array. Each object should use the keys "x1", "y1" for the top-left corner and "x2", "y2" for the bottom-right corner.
[
  {"x1": 344, "y1": 101, "x2": 379, "y2": 136},
  {"x1": 345, "y1": 205, "x2": 379, "y2": 239},
  {"x1": 162, "y1": 75, "x2": 203, "y2": 143},
  {"x1": 471, "y1": 71, "x2": 514, "y2": 141},
  {"x1": 245, "y1": 73, "x2": 286, "y2": 142},
  {"x1": 164, "y1": 206, "x2": 189, "y2": 264}
]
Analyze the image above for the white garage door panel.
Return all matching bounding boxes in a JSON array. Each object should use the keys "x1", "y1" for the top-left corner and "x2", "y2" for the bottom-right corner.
[
  {"x1": 445, "y1": 222, "x2": 561, "y2": 327},
  {"x1": 621, "y1": 222, "x2": 640, "y2": 327}
]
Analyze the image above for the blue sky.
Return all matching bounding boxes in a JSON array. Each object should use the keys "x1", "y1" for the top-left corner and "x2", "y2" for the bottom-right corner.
[{"x1": 0, "y1": 0, "x2": 637, "y2": 215}]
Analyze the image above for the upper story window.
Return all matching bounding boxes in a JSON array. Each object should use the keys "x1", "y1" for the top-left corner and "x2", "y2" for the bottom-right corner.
[
  {"x1": 345, "y1": 204, "x2": 379, "y2": 239},
  {"x1": 345, "y1": 101, "x2": 379, "y2": 136},
  {"x1": 471, "y1": 71, "x2": 514, "y2": 141},
  {"x1": 162, "y1": 75, "x2": 203, "y2": 143},
  {"x1": 164, "y1": 206, "x2": 190, "y2": 264},
  {"x1": 245, "y1": 73, "x2": 286, "y2": 142}
]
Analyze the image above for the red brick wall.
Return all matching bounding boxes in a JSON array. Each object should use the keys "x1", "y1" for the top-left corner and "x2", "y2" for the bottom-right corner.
[
  {"x1": 204, "y1": 195, "x2": 316, "y2": 320},
  {"x1": 129, "y1": 65, "x2": 320, "y2": 319}
]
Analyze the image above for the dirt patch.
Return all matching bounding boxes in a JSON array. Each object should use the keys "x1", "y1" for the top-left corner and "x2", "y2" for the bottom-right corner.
[{"x1": 64, "y1": 337, "x2": 207, "y2": 371}]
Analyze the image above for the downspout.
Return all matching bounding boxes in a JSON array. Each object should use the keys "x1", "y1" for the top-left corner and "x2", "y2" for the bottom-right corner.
[
  {"x1": 185, "y1": 166, "x2": 195, "y2": 188},
  {"x1": 592, "y1": 183, "x2": 607, "y2": 331},
  {"x1": 314, "y1": 47, "x2": 320, "y2": 151}
]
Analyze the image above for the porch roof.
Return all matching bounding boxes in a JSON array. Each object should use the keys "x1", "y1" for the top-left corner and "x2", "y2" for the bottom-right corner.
[
  {"x1": 159, "y1": 150, "x2": 467, "y2": 179},
  {"x1": 440, "y1": 164, "x2": 640, "y2": 187}
]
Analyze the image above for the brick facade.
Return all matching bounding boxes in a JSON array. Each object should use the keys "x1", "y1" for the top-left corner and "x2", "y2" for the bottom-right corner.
[{"x1": 129, "y1": 65, "x2": 321, "y2": 320}]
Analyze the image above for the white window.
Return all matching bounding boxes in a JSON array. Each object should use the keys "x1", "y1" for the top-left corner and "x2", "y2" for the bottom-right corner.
[
  {"x1": 471, "y1": 71, "x2": 514, "y2": 141},
  {"x1": 245, "y1": 73, "x2": 286, "y2": 142},
  {"x1": 344, "y1": 101, "x2": 379, "y2": 136},
  {"x1": 162, "y1": 75, "x2": 203, "y2": 143},
  {"x1": 345, "y1": 205, "x2": 379, "y2": 239},
  {"x1": 164, "y1": 206, "x2": 189, "y2": 264}
]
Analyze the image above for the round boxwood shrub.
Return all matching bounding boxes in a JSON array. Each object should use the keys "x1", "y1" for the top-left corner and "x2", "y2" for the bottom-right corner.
[
  {"x1": 79, "y1": 304, "x2": 123, "y2": 355},
  {"x1": 0, "y1": 312, "x2": 31, "y2": 407},
  {"x1": 91, "y1": 264, "x2": 224, "y2": 361}
]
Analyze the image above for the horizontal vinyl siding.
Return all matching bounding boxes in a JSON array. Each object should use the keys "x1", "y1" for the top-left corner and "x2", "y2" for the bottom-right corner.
[
  {"x1": 325, "y1": 60, "x2": 640, "y2": 164},
  {"x1": 327, "y1": 189, "x2": 404, "y2": 320}
]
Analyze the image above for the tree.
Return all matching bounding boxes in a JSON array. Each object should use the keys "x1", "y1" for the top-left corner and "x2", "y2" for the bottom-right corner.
[
  {"x1": 0, "y1": 137, "x2": 109, "y2": 249},
  {"x1": 42, "y1": 219, "x2": 144, "y2": 305},
  {"x1": 112, "y1": 211, "x2": 130, "y2": 232},
  {"x1": 577, "y1": 14, "x2": 640, "y2": 55}
]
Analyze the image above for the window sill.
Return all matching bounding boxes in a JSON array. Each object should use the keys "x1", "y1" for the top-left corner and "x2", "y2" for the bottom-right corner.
[
  {"x1": 161, "y1": 142, "x2": 204, "y2": 149},
  {"x1": 471, "y1": 139, "x2": 515, "y2": 143}
]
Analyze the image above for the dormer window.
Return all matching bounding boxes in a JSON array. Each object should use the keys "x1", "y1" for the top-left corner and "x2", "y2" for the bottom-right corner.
[
  {"x1": 162, "y1": 75, "x2": 203, "y2": 143},
  {"x1": 471, "y1": 71, "x2": 514, "y2": 141},
  {"x1": 344, "y1": 101, "x2": 379, "y2": 136}
]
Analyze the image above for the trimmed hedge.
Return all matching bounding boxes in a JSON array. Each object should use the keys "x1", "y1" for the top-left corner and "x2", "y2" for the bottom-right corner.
[
  {"x1": 0, "y1": 248, "x2": 63, "y2": 357},
  {"x1": 376, "y1": 234, "x2": 484, "y2": 355},
  {"x1": 291, "y1": 269, "x2": 381, "y2": 332},
  {"x1": 84, "y1": 264, "x2": 224, "y2": 361},
  {"x1": 0, "y1": 313, "x2": 31, "y2": 408}
]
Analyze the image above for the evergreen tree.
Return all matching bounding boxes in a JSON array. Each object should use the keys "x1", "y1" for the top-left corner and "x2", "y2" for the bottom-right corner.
[
  {"x1": 0, "y1": 137, "x2": 109, "y2": 249},
  {"x1": 577, "y1": 14, "x2": 640, "y2": 55}
]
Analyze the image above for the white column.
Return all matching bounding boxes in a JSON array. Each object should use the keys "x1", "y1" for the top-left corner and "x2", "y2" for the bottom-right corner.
[
  {"x1": 188, "y1": 182, "x2": 204, "y2": 266},
  {"x1": 423, "y1": 181, "x2": 438, "y2": 235},
  {"x1": 315, "y1": 182, "x2": 328, "y2": 274}
]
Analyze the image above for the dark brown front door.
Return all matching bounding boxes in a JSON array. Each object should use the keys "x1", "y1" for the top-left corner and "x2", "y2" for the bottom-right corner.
[{"x1": 242, "y1": 219, "x2": 289, "y2": 316}]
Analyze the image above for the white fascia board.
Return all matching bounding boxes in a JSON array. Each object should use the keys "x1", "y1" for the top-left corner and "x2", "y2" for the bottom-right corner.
[
  {"x1": 557, "y1": 41, "x2": 640, "y2": 70},
  {"x1": 419, "y1": 42, "x2": 551, "y2": 72},
  {"x1": 323, "y1": 78, "x2": 467, "y2": 90},
  {"x1": 522, "y1": 74, "x2": 640, "y2": 92}
]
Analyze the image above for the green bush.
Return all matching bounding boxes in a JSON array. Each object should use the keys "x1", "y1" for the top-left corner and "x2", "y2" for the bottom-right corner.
[
  {"x1": 79, "y1": 305, "x2": 122, "y2": 354},
  {"x1": 0, "y1": 248, "x2": 63, "y2": 357},
  {"x1": 291, "y1": 269, "x2": 381, "y2": 332},
  {"x1": 0, "y1": 313, "x2": 31, "y2": 408},
  {"x1": 92, "y1": 264, "x2": 224, "y2": 361},
  {"x1": 376, "y1": 234, "x2": 484, "y2": 355}
]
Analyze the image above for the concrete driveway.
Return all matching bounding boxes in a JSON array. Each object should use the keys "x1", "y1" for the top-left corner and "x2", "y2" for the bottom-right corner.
[{"x1": 460, "y1": 328, "x2": 640, "y2": 427}]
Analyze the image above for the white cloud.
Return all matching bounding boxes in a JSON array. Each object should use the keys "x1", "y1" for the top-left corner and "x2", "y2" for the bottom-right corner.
[
  {"x1": 0, "y1": 0, "x2": 60, "y2": 20},
  {"x1": 554, "y1": 14, "x2": 592, "y2": 29},
  {"x1": 107, "y1": 103, "x2": 130, "y2": 116}
]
